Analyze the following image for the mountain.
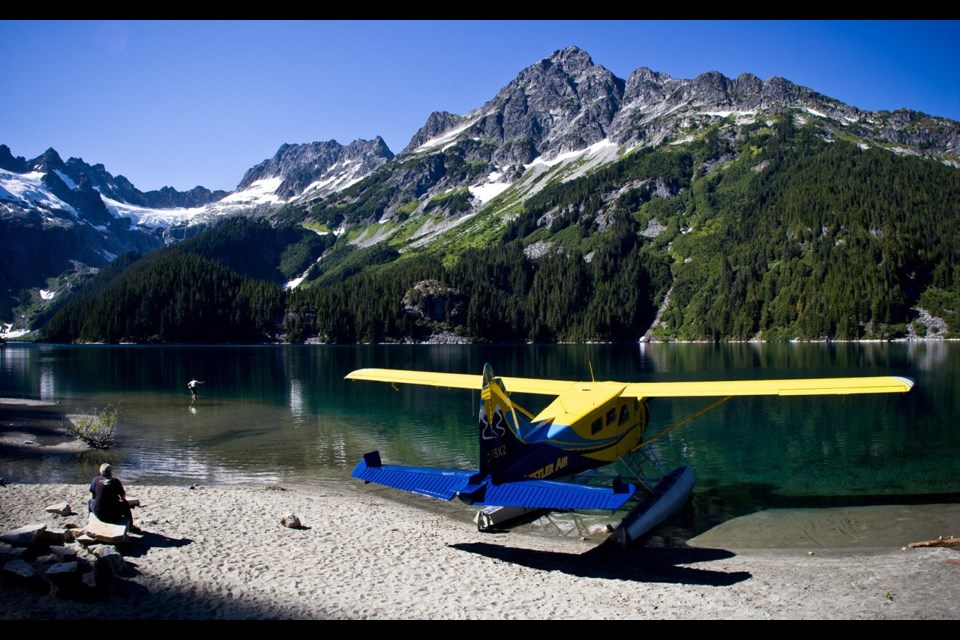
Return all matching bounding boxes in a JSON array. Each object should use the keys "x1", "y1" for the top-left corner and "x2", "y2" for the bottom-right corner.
[
  {"x1": 237, "y1": 138, "x2": 394, "y2": 200},
  {"x1": 270, "y1": 47, "x2": 960, "y2": 344},
  {"x1": 6, "y1": 46, "x2": 960, "y2": 343},
  {"x1": 0, "y1": 137, "x2": 394, "y2": 332},
  {"x1": 292, "y1": 47, "x2": 958, "y2": 247}
]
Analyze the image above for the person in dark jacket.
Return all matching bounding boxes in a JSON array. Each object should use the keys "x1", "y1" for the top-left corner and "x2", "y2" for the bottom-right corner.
[{"x1": 89, "y1": 463, "x2": 140, "y2": 533}]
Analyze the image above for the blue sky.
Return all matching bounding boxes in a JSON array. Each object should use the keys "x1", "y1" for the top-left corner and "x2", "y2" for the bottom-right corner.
[{"x1": 2, "y1": 20, "x2": 957, "y2": 193}]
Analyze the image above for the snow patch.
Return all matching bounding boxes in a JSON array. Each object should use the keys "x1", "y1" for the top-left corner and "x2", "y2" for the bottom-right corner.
[
  {"x1": 517, "y1": 140, "x2": 620, "y2": 187},
  {"x1": 412, "y1": 115, "x2": 482, "y2": 154},
  {"x1": 101, "y1": 195, "x2": 206, "y2": 228},
  {"x1": 219, "y1": 177, "x2": 285, "y2": 206},
  {"x1": 469, "y1": 170, "x2": 512, "y2": 205},
  {"x1": 525, "y1": 140, "x2": 613, "y2": 170},
  {"x1": 890, "y1": 146, "x2": 919, "y2": 157},
  {"x1": 301, "y1": 162, "x2": 367, "y2": 196},
  {"x1": 53, "y1": 170, "x2": 77, "y2": 190},
  {"x1": 285, "y1": 275, "x2": 306, "y2": 290},
  {"x1": 704, "y1": 110, "x2": 757, "y2": 121},
  {"x1": 557, "y1": 140, "x2": 619, "y2": 183},
  {"x1": 0, "y1": 170, "x2": 78, "y2": 215},
  {"x1": 40, "y1": 289, "x2": 56, "y2": 300},
  {"x1": 409, "y1": 211, "x2": 481, "y2": 249}
]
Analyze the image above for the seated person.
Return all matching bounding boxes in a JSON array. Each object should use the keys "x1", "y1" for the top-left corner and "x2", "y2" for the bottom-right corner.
[{"x1": 89, "y1": 463, "x2": 141, "y2": 533}]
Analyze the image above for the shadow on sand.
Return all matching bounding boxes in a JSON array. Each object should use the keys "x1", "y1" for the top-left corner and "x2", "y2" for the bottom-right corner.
[
  {"x1": 120, "y1": 530, "x2": 193, "y2": 559},
  {"x1": 449, "y1": 540, "x2": 750, "y2": 587}
]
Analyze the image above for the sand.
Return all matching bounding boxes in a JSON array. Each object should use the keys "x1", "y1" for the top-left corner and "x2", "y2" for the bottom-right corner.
[
  {"x1": 1, "y1": 480, "x2": 958, "y2": 620},
  {"x1": 1, "y1": 398, "x2": 958, "y2": 620}
]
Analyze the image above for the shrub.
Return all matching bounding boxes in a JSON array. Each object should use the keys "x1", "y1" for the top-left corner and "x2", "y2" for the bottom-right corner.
[{"x1": 65, "y1": 404, "x2": 119, "y2": 450}]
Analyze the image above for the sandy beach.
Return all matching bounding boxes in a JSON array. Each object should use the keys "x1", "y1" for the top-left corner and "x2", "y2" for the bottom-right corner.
[
  {"x1": 2, "y1": 398, "x2": 959, "y2": 620},
  {"x1": 1, "y1": 478, "x2": 959, "y2": 620}
]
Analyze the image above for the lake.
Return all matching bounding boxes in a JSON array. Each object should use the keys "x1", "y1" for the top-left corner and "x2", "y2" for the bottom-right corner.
[{"x1": 2, "y1": 341, "x2": 958, "y2": 539}]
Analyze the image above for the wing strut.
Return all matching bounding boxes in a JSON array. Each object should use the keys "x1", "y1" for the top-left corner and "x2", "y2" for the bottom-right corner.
[{"x1": 635, "y1": 396, "x2": 732, "y2": 449}]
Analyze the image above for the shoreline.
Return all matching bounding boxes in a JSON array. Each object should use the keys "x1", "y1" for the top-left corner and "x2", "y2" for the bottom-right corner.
[
  {"x1": 1, "y1": 480, "x2": 959, "y2": 619},
  {"x1": 3, "y1": 397, "x2": 959, "y2": 619},
  {"x1": 3, "y1": 335, "x2": 959, "y2": 345}
]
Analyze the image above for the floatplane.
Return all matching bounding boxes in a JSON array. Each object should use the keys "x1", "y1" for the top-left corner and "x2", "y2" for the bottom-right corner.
[{"x1": 347, "y1": 364, "x2": 914, "y2": 547}]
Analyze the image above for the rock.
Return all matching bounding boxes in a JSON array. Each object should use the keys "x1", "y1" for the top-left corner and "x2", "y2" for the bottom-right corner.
[
  {"x1": 46, "y1": 502, "x2": 74, "y2": 516},
  {"x1": 3, "y1": 558, "x2": 49, "y2": 593},
  {"x1": 75, "y1": 533, "x2": 97, "y2": 546},
  {"x1": 84, "y1": 513, "x2": 127, "y2": 545},
  {"x1": 49, "y1": 545, "x2": 78, "y2": 562},
  {"x1": 126, "y1": 498, "x2": 140, "y2": 507},
  {"x1": 42, "y1": 528, "x2": 70, "y2": 544},
  {"x1": 47, "y1": 561, "x2": 83, "y2": 594},
  {"x1": 237, "y1": 138, "x2": 393, "y2": 201},
  {"x1": 93, "y1": 555, "x2": 115, "y2": 592},
  {"x1": 0, "y1": 544, "x2": 27, "y2": 561},
  {"x1": 280, "y1": 514, "x2": 302, "y2": 529},
  {"x1": 3, "y1": 558, "x2": 37, "y2": 580},
  {"x1": 66, "y1": 527, "x2": 86, "y2": 541},
  {"x1": 92, "y1": 545, "x2": 124, "y2": 574},
  {"x1": 0, "y1": 523, "x2": 47, "y2": 546}
]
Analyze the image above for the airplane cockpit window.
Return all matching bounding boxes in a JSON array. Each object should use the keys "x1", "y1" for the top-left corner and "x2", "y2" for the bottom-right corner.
[
  {"x1": 619, "y1": 404, "x2": 629, "y2": 425},
  {"x1": 606, "y1": 408, "x2": 616, "y2": 425},
  {"x1": 591, "y1": 418, "x2": 603, "y2": 434}
]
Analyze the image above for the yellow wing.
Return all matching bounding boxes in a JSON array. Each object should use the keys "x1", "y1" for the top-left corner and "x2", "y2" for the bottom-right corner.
[
  {"x1": 345, "y1": 368, "x2": 590, "y2": 395},
  {"x1": 346, "y1": 368, "x2": 913, "y2": 398},
  {"x1": 621, "y1": 376, "x2": 914, "y2": 398},
  {"x1": 345, "y1": 368, "x2": 481, "y2": 389}
]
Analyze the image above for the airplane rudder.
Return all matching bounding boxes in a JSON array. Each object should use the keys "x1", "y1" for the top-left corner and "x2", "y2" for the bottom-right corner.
[{"x1": 477, "y1": 363, "x2": 517, "y2": 477}]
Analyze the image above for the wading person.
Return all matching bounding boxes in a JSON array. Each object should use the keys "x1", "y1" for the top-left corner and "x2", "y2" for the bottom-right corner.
[{"x1": 187, "y1": 379, "x2": 204, "y2": 401}]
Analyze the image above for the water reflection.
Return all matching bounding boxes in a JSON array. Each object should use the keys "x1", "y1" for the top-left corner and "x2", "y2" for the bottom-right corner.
[
  {"x1": 289, "y1": 378, "x2": 305, "y2": 425},
  {"x1": 1, "y1": 343, "x2": 958, "y2": 533}
]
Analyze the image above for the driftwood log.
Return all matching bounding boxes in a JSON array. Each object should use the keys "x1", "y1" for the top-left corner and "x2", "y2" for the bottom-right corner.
[{"x1": 908, "y1": 535, "x2": 960, "y2": 548}]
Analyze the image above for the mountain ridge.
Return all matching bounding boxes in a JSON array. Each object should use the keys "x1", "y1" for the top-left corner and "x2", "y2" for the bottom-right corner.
[{"x1": 3, "y1": 46, "x2": 959, "y2": 340}]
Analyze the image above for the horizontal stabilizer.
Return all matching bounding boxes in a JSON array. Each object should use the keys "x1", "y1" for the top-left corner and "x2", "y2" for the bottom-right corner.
[
  {"x1": 479, "y1": 478, "x2": 636, "y2": 511},
  {"x1": 352, "y1": 454, "x2": 473, "y2": 501},
  {"x1": 352, "y1": 452, "x2": 635, "y2": 511}
]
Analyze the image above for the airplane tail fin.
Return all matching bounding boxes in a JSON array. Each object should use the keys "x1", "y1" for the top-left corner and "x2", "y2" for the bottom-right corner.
[{"x1": 475, "y1": 363, "x2": 524, "y2": 482}]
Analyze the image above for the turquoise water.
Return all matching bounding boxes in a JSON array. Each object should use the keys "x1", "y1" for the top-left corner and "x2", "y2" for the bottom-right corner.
[{"x1": 2, "y1": 342, "x2": 958, "y2": 536}]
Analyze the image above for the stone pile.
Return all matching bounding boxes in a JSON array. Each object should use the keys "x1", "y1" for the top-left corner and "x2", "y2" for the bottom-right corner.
[{"x1": 0, "y1": 501, "x2": 130, "y2": 598}]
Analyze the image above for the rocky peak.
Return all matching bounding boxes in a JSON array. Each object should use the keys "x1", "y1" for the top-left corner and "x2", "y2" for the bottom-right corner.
[
  {"x1": 31, "y1": 148, "x2": 65, "y2": 173},
  {"x1": 622, "y1": 67, "x2": 680, "y2": 107},
  {"x1": 141, "y1": 185, "x2": 230, "y2": 209},
  {"x1": 532, "y1": 45, "x2": 597, "y2": 76},
  {"x1": 61, "y1": 157, "x2": 142, "y2": 204},
  {"x1": 0, "y1": 144, "x2": 29, "y2": 173},
  {"x1": 404, "y1": 46, "x2": 625, "y2": 166},
  {"x1": 238, "y1": 137, "x2": 395, "y2": 200},
  {"x1": 402, "y1": 112, "x2": 469, "y2": 154}
]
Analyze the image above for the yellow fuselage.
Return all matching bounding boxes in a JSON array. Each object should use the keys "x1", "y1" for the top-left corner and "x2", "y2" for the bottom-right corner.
[{"x1": 525, "y1": 382, "x2": 650, "y2": 465}]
